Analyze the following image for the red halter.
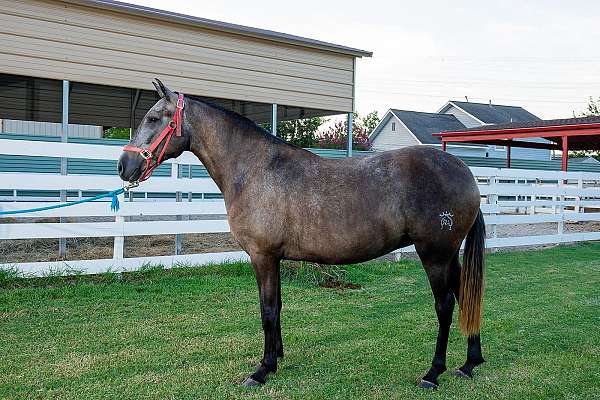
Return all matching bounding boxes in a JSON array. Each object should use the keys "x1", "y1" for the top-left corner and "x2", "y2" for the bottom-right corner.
[{"x1": 123, "y1": 94, "x2": 185, "y2": 182}]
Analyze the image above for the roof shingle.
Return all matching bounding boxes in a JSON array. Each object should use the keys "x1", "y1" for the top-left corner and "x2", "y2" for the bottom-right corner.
[{"x1": 449, "y1": 101, "x2": 541, "y2": 124}]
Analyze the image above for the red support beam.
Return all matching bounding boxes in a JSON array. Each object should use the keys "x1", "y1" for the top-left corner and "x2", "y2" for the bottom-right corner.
[
  {"x1": 561, "y1": 136, "x2": 568, "y2": 171},
  {"x1": 434, "y1": 128, "x2": 600, "y2": 148},
  {"x1": 435, "y1": 124, "x2": 600, "y2": 139}
]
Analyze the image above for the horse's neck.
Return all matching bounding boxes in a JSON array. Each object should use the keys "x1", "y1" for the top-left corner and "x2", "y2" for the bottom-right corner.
[{"x1": 187, "y1": 101, "x2": 285, "y2": 199}]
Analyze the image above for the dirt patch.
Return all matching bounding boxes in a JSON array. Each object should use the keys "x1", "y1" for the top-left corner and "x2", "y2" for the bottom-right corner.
[{"x1": 319, "y1": 281, "x2": 362, "y2": 290}]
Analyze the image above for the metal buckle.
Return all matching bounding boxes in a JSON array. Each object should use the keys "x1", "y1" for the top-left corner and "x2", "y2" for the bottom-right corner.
[
  {"x1": 124, "y1": 181, "x2": 139, "y2": 191},
  {"x1": 169, "y1": 121, "x2": 177, "y2": 129},
  {"x1": 176, "y1": 96, "x2": 184, "y2": 109},
  {"x1": 140, "y1": 149, "x2": 152, "y2": 160}
]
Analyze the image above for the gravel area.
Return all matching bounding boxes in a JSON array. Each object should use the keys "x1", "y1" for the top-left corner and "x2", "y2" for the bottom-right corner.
[{"x1": 0, "y1": 233, "x2": 241, "y2": 264}]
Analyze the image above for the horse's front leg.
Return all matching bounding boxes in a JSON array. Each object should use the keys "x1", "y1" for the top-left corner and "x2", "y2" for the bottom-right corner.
[{"x1": 243, "y1": 254, "x2": 281, "y2": 387}]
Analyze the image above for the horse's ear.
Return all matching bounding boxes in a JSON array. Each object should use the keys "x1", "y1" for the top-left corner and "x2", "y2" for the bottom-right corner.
[
  {"x1": 152, "y1": 78, "x2": 176, "y2": 102},
  {"x1": 152, "y1": 79, "x2": 165, "y2": 98}
]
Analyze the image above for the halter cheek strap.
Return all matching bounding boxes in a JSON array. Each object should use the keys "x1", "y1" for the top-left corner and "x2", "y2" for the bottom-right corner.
[{"x1": 123, "y1": 94, "x2": 184, "y2": 182}]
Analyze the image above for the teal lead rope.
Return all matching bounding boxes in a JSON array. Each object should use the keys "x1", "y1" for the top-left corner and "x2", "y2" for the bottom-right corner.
[{"x1": 0, "y1": 186, "x2": 134, "y2": 216}]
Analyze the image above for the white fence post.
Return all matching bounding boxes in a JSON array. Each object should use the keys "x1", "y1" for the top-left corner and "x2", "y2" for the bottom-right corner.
[
  {"x1": 113, "y1": 215, "x2": 124, "y2": 259},
  {"x1": 575, "y1": 174, "x2": 583, "y2": 213},
  {"x1": 489, "y1": 174, "x2": 498, "y2": 246},
  {"x1": 558, "y1": 176, "x2": 565, "y2": 236},
  {"x1": 174, "y1": 161, "x2": 183, "y2": 255}
]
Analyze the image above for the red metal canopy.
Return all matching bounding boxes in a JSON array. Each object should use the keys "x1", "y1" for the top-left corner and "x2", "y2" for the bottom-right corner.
[{"x1": 433, "y1": 116, "x2": 600, "y2": 171}]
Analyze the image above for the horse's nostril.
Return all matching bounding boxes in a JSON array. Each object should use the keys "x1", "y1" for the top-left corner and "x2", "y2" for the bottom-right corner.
[{"x1": 118, "y1": 160, "x2": 125, "y2": 175}]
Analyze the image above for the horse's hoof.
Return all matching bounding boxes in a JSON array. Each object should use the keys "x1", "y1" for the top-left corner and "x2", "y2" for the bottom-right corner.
[
  {"x1": 452, "y1": 368, "x2": 472, "y2": 379},
  {"x1": 241, "y1": 377, "x2": 263, "y2": 388},
  {"x1": 417, "y1": 379, "x2": 438, "y2": 389}
]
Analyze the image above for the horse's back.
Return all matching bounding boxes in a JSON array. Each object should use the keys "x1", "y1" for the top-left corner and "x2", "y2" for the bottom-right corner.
[
  {"x1": 229, "y1": 145, "x2": 480, "y2": 263},
  {"x1": 278, "y1": 146, "x2": 478, "y2": 262}
]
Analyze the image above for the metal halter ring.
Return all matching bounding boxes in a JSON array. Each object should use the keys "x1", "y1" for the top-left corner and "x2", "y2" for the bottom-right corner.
[{"x1": 140, "y1": 149, "x2": 153, "y2": 160}]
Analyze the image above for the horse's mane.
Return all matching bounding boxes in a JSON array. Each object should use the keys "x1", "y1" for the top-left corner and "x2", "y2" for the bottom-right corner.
[{"x1": 187, "y1": 95, "x2": 294, "y2": 147}]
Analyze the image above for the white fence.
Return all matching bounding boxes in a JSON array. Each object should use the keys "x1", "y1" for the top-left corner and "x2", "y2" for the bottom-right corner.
[{"x1": 1, "y1": 138, "x2": 600, "y2": 276}]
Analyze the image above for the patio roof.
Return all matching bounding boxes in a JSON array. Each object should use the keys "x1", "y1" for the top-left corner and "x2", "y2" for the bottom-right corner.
[{"x1": 434, "y1": 116, "x2": 600, "y2": 171}]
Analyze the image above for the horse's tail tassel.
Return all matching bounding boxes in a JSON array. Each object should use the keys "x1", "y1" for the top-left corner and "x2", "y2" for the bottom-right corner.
[{"x1": 459, "y1": 209, "x2": 486, "y2": 336}]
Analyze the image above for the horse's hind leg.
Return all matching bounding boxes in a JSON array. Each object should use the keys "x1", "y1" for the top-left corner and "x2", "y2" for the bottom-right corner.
[
  {"x1": 449, "y1": 254, "x2": 485, "y2": 378},
  {"x1": 454, "y1": 335, "x2": 485, "y2": 378},
  {"x1": 416, "y1": 247, "x2": 458, "y2": 389},
  {"x1": 276, "y1": 275, "x2": 284, "y2": 358}
]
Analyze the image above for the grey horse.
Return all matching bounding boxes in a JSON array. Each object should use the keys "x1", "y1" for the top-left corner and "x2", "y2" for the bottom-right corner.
[{"x1": 118, "y1": 79, "x2": 486, "y2": 389}]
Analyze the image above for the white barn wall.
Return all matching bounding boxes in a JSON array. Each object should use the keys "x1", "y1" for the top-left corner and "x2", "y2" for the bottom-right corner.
[
  {"x1": 441, "y1": 105, "x2": 482, "y2": 128},
  {"x1": 0, "y1": 0, "x2": 358, "y2": 112},
  {"x1": 371, "y1": 115, "x2": 419, "y2": 151}
]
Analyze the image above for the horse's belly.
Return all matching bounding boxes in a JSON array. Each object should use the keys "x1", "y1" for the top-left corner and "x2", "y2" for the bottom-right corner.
[{"x1": 282, "y1": 223, "x2": 409, "y2": 265}]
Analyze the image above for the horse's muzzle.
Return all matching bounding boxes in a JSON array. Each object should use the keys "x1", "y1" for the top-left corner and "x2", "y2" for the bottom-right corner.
[{"x1": 118, "y1": 152, "x2": 143, "y2": 183}]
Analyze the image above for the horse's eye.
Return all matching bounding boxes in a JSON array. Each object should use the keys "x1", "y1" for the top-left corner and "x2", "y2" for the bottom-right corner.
[{"x1": 148, "y1": 116, "x2": 159, "y2": 123}]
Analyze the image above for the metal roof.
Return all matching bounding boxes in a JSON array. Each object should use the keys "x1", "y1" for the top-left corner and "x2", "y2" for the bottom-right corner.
[
  {"x1": 458, "y1": 115, "x2": 600, "y2": 132},
  {"x1": 64, "y1": 0, "x2": 373, "y2": 58},
  {"x1": 435, "y1": 117, "x2": 600, "y2": 152}
]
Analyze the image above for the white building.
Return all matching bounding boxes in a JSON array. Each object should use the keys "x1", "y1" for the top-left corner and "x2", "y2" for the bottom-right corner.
[{"x1": 370, "y1": 100, "x2": 551, "y2": 160}]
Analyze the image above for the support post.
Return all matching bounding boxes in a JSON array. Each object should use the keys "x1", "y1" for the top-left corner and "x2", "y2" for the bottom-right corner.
[
  {"x1": 442, "y1": 140, "x2": 447, "y2": 152},
  {"x1": 347, "y1": 112, "x2": 353, "y2": 157},
  {"x1": 59, "y1": 80, "x2": 69, "y2": 258},
  {"x1": 506, "y1": 143, "x2": 511, "y2": 168},
  {"x1": 561, "y1": 136, "x2": 568, "y2": 172},
  {"x1": 271, "y1": 103, "x2": 277, "y2": 136},
  {"x1": 130, "y1": 89, "x2": 141, "y2": 139}
]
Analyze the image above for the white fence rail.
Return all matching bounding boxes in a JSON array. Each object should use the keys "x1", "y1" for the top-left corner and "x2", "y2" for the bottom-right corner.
[{"x1": 1, "y1": 139, "x2": 600, "y2": 276}]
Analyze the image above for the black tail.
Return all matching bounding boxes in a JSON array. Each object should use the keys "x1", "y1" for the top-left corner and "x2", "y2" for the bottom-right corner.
[{"x1": 459, "y1": 209, "x2": 486, "y2": 336}]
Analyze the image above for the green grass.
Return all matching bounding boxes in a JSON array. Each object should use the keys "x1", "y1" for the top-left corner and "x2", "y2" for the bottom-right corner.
[{"x1": 1, "y1": 243, "x2": 599, "y2": 400}]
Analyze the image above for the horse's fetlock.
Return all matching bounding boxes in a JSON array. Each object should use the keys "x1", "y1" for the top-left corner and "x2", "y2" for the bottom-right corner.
[
  {"x1": 432, "y1": 359, "x2": 447, "y2": 373},
  {"x1": 262, "y1": 359, "x2": 277, "y2": 373}
]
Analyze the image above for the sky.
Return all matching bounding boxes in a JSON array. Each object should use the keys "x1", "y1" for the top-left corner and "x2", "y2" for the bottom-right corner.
[{"x1": 128, "y1": 0, "x2": 600, "y2": 120}]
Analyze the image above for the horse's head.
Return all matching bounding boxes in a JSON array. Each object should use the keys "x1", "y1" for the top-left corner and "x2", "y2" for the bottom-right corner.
[{"x1": 118, "y1": 79, "x2": 190, "y2": 183}]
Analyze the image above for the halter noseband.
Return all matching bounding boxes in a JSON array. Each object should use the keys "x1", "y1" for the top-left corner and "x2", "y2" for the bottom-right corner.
[{"x1": 123, "y1": 93, "x2": 185, "y2": 182}]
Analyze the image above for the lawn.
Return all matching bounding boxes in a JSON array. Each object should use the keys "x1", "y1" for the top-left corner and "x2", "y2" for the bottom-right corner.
[{"x1": 1, "y1": 243, "x2": 599, "y2": 400}]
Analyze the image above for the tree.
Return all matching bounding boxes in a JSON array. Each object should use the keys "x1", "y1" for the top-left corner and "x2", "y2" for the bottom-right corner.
[
  {"x1": 581, "y1": 97, "x2": 600, "y2": 117},
  {"x1": 571, "y1": 97, "x2": 600, "y2": 160},
  {"x1": 103, "y1": 127, "x2": 130, "y2": 140},
  {"x1": 262, "y1": 117, "x2": 326, "y2": 148},
  {"x1": 360, "y1": 111, "x2": 380, "y2": 135},
  {"x1": 315, "y1": 110, "x2": 379, "y2": 151}
]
